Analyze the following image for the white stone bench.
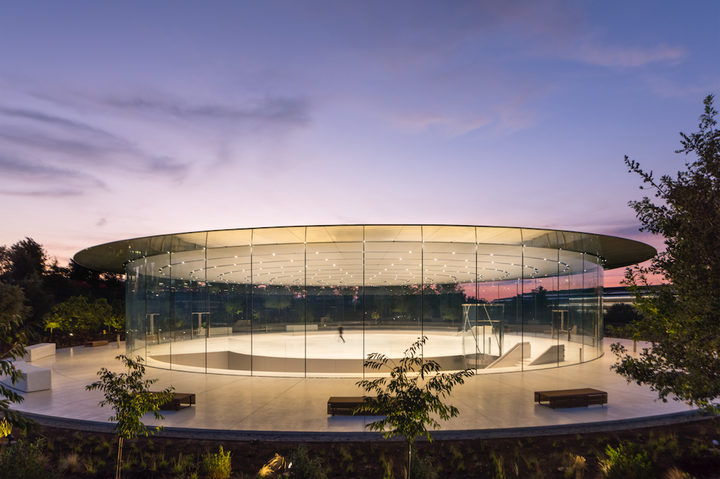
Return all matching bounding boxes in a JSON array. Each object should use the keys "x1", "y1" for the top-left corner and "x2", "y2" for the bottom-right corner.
[
  {"x1": 2, "y1": 361, "x2": 52, "y2": 392},
  {"x1": 286, "y1": 324, "x2": 319, "y2": 332},
  {"x1": 22, "y1": 343, "x2": 56, "y2": 362}
]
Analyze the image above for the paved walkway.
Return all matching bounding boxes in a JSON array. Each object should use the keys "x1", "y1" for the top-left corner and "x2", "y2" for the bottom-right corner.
[{"x1": 8, "y1": 339, "x2": 699, "y2": 441}]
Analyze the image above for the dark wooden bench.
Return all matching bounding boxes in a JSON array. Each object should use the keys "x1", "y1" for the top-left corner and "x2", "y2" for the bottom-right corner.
[
  {"x1": 535, "y1": 388, "x2": 607, "y2": 409},
  {"x1": 152, "y1": 392, "x2": 196, "y2": 411},
  {"x1": 84, "y1": 340, "x2": 109, "y2": 347},
  {"x1": 327, "y1": 396, "x2": 384, "y2": 416}
]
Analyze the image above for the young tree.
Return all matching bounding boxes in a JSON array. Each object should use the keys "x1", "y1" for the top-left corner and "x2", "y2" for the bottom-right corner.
[
  {"x1": 0, "y1": 282, "x2": 32, "y2": 429},
  {"x1": 86, "y1": 355, "x2": 174, "y2": 479},
  {"x1": 355, "y1": 336, "x2": 474, "y2": 478},
  {"x1": 612, "y1": 95, "x2": 720, "y2": 411}
]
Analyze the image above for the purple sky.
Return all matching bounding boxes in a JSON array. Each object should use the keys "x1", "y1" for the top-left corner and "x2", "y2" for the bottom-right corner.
[{"x1": 1, "y1": 1, "x2": 718, "y2": 287}]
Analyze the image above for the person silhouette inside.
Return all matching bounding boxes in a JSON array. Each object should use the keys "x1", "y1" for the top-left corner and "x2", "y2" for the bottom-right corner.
[{"x1": 338, "y1": 325, "x2": 345, "y2": 343}]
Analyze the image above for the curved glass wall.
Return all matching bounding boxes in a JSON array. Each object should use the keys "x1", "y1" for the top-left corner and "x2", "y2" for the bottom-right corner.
[{"x1": 116, "y1": 225, "x2": 610, "y2": 377}]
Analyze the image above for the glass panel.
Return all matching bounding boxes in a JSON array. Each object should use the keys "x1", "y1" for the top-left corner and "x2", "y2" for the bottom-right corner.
[
  {"x1": 563, "y1": 251, "x2": 585, "y2": 366},
  {"x1": 423, "y1": 225, "x2": 475, "y2": 243},
  {"x1": 306, "y1": 242, "x2": 363, "y2": 375},
  {"x1": 521, "y1": 229, "x2": 560, "y2": 249},
  {"x1": 306, "y1": 225, "x2": 363, "y2": 243},
  {"x1": 476, "y1": 227, "x2": 522, "y2": 245},
  {"x1": 521, "y1": 245, "x2": 559, "y2": 369},
  {"x1": 423, "y1": 241, "x2": 473, "y2": 373},
  {"x1": 363, "y1": 241, "x2": 422, "y2": 375},
  {"x1": 206, "y1": 229, "x2": 253, "y2": 248},
  {"x1": 205, "y1": 245, "x2": 235, "y2": 367},
  {"x1": 583, "y1": 254, "x2": 603, "y2": 359},
  {"x1": 251, "y1": 227, "x2": 305, "y2": 245},
  {"x1": 474, "y1": 245, "x2": 523, "y2": 371},
  {"x1": 364, "y1": 225, "x2": 422, "y2": 242},
  {"x1": 225, "y1": 245, "x2": 252, "y2": 374},
  {"x1": 125, "y1": 256, "x2": 145, "y2": 358},
  {"x1": 146, "y1": 253, "x2": 172, "y2": 370},
  {"x1": 146, "y1": 235, "x2": 173, "y2": 257},
  {"x1": 252, "y1": 243, "x2": 306, "y2": 376},
  {"x1": 167, "y1": 247, "x2": 206, "y2": 371},
  {"x1": 171, "y1": 232, "x2": 207, "y2": 253}
]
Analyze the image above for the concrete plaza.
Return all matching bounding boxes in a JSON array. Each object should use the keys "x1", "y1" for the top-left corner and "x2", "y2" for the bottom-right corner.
[{"x1": 7, "y1": 338, "x2": 697, "y2": 441}]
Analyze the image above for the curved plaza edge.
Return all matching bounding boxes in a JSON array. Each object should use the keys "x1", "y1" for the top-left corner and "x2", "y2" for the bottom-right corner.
[{"x1": 8, "y1": 338, "x2": 702, "y2": 442}]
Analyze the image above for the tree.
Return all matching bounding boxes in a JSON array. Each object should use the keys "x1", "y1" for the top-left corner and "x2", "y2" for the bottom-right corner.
[
  {"x1": 611, "y1": 95, "x2": 720, "y2": 410},
  {"x1": 355, "y1": 336, "x2": 474, "y2": 478},
  {"x1": 0, "y1": 282, "x2": 31, "y2": 429},
  {"x1": 44, "y1": 296, "x2": 110, "y2": 338},
  {"x1": 86, "y1": 355, "x2": 174, "y2": 479},
  {"x1": 0, "y1": 238, "x2": 46, "y2": 284}
]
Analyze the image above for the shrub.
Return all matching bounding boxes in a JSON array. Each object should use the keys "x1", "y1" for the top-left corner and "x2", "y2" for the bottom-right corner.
[
  {"x1": 601, "y1": 443, "x2": 655, "y2": 479},
  {"x1": 490, "y1": 450, "x2": 506, "y2": 479},
  {"x1": 257, "y1": 453, "x2": 288, "y2": 477},
  {"x1": 58, "y1": 452, "x2": 81, "y2": 473},
  {"x1": 0, "y1": 417, "x2": 12, "y2": 438},
  {"x1": 202, "y1": 446, "x2": 232, "y2": 479},
  {"x1": 0, "y1": 439, "x2": 61, "y2": 479},
  {"x1": 288, "y1": 445, "x2": 327, "y2": 479},
  {"x1": 409, "y1": 449, "x2": 438, "y2": 479},
  {"x1": 562, "y1": 454, "x2": 586, "y2": 479}
]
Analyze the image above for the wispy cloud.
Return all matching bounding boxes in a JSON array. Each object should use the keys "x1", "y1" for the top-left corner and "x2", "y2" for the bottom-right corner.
[
  {"x1": 0, "y1": 152, "x2": 105, "y2": 197},
  {"x1": 0, "y1": 188, "x2": 84, "y2": 197},
  {"x1": 0, "y1": 104, "x2": 190, "y2": 181},
  {"x1": 0, "y1": 107, "x2": 113, "y2": 136},
  {"x1": 0, "y1": 153, "x2": 101, "y2": 182},
  {"x1": 571, "y1": 43, "x2": 685, "y2": 68},
  {"x1": 103, "y1": 94, "x2": 311, "y2": 126},
  {"x1": 391, "y1": 111, "x2": 493, "y2": 136}
]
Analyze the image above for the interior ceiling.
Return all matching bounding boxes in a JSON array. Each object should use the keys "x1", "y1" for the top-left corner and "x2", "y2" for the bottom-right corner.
[{"x1": 147, "y1": 244, "x2": 571, "y2": 286}]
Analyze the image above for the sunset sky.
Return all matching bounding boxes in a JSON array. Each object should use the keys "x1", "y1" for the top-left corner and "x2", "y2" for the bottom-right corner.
[{"x1": 1, "y1": 1, "x2": 718, "y2": 287}]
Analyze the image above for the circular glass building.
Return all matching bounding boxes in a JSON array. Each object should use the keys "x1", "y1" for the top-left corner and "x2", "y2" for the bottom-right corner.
[{"x1": 74, "y1": 225, "x2": 655, "y2": 377}]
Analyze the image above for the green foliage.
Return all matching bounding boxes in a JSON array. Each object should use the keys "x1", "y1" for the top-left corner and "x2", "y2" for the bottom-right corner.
[
  {"x1": 86, "y1": 355, "x2": 173, "y2": 440},
  {"x1": 171, "y1": 452, "x2": 194, "y2": 475},
  {"x1": 104, "y1": 311, "x2": 125, "y2": 333},
  {"x1": 409, "y1": 449, "x2": 438, "y2": 479},
  {"x1": 355, "y1": 336, "x2": 474, "y2": 479},
  {"x1": 45, "y1": 296, "x2": 113, "y2": 336},
  {"x1": 612, "y1": 94, "x2": 720, "y2": 410},
  {"x1": 379, "y1": 454, "x2": 395, "y2": 479},
  {"x1": 600, "y1": 443, "x2": 655, "y2": 479},
  {"x1": 0, "y1": 282, "x2": 30, "y2": 429},
  {"x1": 223, "y1": 297, "x2": 245, "y2": 316},
  {"x1": 0, "y1": 439, "x2": 61, "y2": 479},
  {"x1": 202, "y1": 446, "x2": 232, "y2": 479},
  {"x1": 86, "y1": 355, "x2": 173, "y2": 479},
  {"x1": 0, "y1": 417, "x2": 11, "y2": 437},
  {"x1": 0, "y1": 238, "x2": 47, "y2": 283},
  {"x1": 489, "y1": 450, "x2": 506, "y2": 479},
  {"x1": 159, "y1": 316, "x2": 184, "y2": 332},
  {"x1": 562, "y1": 454, "x2": 586, "y2": 479},
  {"x1": 287, "y1": 445, "x2": 327, "y2": 479},
  {"x1": 257, "y1": 453, "x2": 288, "y2": 477}
]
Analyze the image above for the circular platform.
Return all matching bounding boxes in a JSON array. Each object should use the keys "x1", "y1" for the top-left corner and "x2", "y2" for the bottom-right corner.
[{"x1": 8, "y1": 338, "x2": 699, "y2": 440}]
